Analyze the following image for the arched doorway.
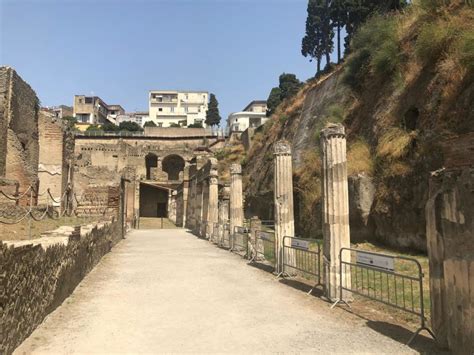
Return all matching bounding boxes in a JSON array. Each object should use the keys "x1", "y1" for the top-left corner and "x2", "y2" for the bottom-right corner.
[
  {"x1": 145, "y1": 153, "x2": 158, "y2": 180},
  {"x1": 162, "y1": 155, "x2": 185, "y2": 181}
]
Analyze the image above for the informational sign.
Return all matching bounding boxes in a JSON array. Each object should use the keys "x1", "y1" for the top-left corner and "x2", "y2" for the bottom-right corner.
[
  {"x1": 356, "y1": 251, "x2": 394, "y2": 271},
  {"x1": 258, "y1": 231, "x2": 274, "y2": 241},
  {"x1": 291, "y1": 239, "x2": 309, "y2": 250}
]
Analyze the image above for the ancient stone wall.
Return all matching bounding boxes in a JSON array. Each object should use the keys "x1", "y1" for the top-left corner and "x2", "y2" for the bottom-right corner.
[
  {"x1": 0, "y1": 67, "x2": 39, "y2": 194},
  {"x1": 0, "y1": 220, "x2": 122, "y2": 354},
  {"x1": 37, "y1": 110, "x2": 75, "y2": 205}
]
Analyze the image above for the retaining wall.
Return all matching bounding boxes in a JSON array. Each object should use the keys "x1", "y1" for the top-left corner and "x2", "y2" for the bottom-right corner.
[{"x1": 0, "y1": 220, "x2": 122, "y2": 354}]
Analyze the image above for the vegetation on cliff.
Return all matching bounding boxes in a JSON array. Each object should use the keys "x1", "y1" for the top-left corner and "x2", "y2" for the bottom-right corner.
[{"x1": 243, "y1": 0, "x2": 474, "y2": 250}]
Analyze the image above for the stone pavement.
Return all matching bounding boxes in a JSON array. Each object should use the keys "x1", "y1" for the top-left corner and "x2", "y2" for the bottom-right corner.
[{"x1": 15, "y1": 229, "x2": 415, "y2": 354}]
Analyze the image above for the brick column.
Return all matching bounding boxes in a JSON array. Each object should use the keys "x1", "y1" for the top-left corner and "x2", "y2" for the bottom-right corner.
[
  {"x1": 273, "y1": 140, "x2": 295, "y2": 274},
  {"x1": 321, "y1": 123, "x2": 351, "y2": 301},
  {"x1": 230, "y1": 164, "x2": 244, "y2": 239}
]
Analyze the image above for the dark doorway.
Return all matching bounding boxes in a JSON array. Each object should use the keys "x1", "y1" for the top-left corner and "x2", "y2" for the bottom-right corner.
[
  {"x1": 162, "y1": 155, "x2": 185, "y2": 181},
  {"x1": 145, "y1": 153, "x2": 158, "y2": 180},
  {"x1": 139, "y1": 183, "x2": 168, "y2": 217},
  {"x1": 157, "y1": 203, "x2": 167, "y2": 217}
]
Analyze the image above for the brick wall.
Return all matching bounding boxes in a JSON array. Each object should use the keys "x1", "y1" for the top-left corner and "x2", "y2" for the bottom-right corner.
[
  {"x1": 0, "y1": 220, "x2": 122, "y2": 354},
  {"x1": 0, "y1": 66, "x2": 39, "y2": 195}
]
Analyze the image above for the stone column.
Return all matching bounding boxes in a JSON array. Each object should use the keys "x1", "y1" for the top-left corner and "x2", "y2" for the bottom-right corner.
[
  {"x1": 320, "y1": 123, "x2": 351, "y2": 301},
  {"x1": 201, "y1": 179, "x2": 209, "y2": 237},
  {"x1": 249, "y1": 216, "x2": 262, "y2": 260},
  {"x1": 207, "y1": 166, "x2": 219, "y2": 239},
  {"x1": 195, "y1": 180, "x2": 204, "y2": 235},
  {"x1": 218, "y1": 185, "x2": 230, "y2": 245},
  {"x1": 229, "y1": 164, "x2": 244, "y2": 239},
  {"x1": 273, "y1": 141, "x2": 295, "y2": 274}
]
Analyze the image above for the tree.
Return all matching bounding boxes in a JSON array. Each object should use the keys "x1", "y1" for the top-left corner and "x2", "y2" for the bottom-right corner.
[
  {"x1": 102, "y1": 122, "x2": 120, "y2": 132},
  {"x1": 188, "y1": 122, "x2": 203, "y2": 128},
  {"x1": 266, "y1": 87, "x2": 282, "y2": 117},
  {"x1": 86, "y1": 124, "x2": 102, "y2": 132},
  {"x1": 205, "y1": 93, "x2": 221, "y2": 127},
  {"x1": 119, "y1": 121, "x2": 143, "y2": 132},
  {"x1": 143, "y1": 121, "x2": 157, "y2": 127},
  {"x1": 279, "y1": 73, "x2": 302, "y2": 101}
]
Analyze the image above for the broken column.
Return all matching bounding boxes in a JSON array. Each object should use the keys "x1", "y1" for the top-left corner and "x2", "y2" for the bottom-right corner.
[
  {"x1": 207, "y1": 161, "x2": 219, "y2": 239},
  {"x1": 320, "y1": 123, "x2": 351, "y2": 301},
  {"x1": 229, "y1": 164, "x2": 244, "y2": 239},
  {"x1": 273, "y1": 140, "x2": 295, "y2": 274}
]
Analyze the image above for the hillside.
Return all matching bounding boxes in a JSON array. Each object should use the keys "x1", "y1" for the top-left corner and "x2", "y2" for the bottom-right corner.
[{"x1": 242, "y1": 1, "x2": 474, "y2": 252}]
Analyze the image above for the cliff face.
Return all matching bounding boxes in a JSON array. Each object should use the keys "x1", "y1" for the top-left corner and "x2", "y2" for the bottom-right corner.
[{"x1": 243, "y1": 4, "x2": 474, "y2": 252}]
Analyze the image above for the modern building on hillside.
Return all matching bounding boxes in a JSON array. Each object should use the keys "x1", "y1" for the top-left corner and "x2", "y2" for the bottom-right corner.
[
  {"x1": 149, "y1": 90, "x2": 209, "y2": 128},
  {"x1": 42, "y1": 105, "x2": 74, "y2": 119},
  {"x1": 116, "y1": 111, "x2": 150, "y2": 126},
  {"x1": 227, "y1": 100, "x2": 268, "y2": 132},
  {"x1": 73, "y1": 95, "x2": 124, "y2": 130}
]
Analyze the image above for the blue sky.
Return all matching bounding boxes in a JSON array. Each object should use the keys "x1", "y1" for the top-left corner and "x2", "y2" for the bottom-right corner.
[{"x1": 1, "y1": 0, "x2": 332, "y2": 125}]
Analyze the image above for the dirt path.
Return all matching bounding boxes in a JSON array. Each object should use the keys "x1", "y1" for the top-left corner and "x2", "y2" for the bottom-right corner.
[{"x1": 15, "y1": 229, "x2": 416, "y2": 354}]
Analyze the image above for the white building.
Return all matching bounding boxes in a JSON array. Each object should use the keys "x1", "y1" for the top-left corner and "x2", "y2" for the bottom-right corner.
[
  {"x1": 116, "y1": 111, "x2": 150, "y2": 127},
  {"x1": 227, "y1": 100, "x2": 267, "y2": 132},
  {"x1": 149, "y1": 90, "x2": 209, "y2": 128}
]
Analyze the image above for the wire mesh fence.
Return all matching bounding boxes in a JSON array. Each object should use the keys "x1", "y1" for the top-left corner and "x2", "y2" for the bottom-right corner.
[{"x1": 230, "y1": 226, "x2": 249, "y2": 257}]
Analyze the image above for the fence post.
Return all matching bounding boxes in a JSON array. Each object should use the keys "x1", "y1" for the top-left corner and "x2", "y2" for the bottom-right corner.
[
  {"x1": 273, "y1": 140, "x2": 295, "y2": 275},
  {"x1": 320, "y1": 123, "x2": 351, "y2": 301},
  {"x1": 229, "y1": 164, "x2": 244, "y2": 242}
]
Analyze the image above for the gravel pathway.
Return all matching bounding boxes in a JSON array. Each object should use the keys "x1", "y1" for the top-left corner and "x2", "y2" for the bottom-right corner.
[{"x1": 15, "y1": 229, "x2": 415, "y2": 354}]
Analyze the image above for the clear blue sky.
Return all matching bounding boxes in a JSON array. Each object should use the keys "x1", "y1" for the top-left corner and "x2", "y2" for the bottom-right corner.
[{"x1": 1, "y1": 0, "x2": 331, "y2": 126}]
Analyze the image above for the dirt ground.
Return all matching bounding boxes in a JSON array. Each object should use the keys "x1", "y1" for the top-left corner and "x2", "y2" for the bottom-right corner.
[{"x1": 15, "y1": 229, "x2": 438, "y2": 354}]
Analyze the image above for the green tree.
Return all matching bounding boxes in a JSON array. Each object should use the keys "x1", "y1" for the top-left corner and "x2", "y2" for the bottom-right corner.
[
  {"x1": 169, "y1": 123, "x2": 181, "y2": 128},
  {"x1": 102, "y1": 122, "x2": 120, "y2": 132},
  {"x1": 266, "y1": 87, "x2": 282, "y2": 117},
  {"x1": 143, "y1": 120, "x2": 157, "y2": 127},
  {"x1": 205, "y1": 93, "x2": 221, "y2": 127},
  {"x1": 188, "y1": 122, "x2": 203, "y2": 128},
  {"x1": 119, "y1": 121, "x2": 143, "y2": 132},
  {"x1": 86, "y1": 124, "x2": 102, "y2": 132},
  {"x1": 279, "y1": 73, "x2": 302, "y2": 101}
]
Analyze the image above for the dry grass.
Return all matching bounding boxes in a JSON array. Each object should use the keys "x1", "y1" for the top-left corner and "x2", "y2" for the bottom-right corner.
[
  {"x1": 347, "y1": 140, "x2": 375, "y2": 176},
  {"x1": 376, "y1": 127, "x2": 415, "y2": 160},
  {"x1": 216, "y1": 143, "x2": 246, "y2": 183}
]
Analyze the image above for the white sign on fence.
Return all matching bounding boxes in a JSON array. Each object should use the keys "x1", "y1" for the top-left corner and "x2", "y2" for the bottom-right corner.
[
  {"x1": 356, "y1": 251, "x2": 394, "y2": 271},
  {"x1": 291, "y1": 239, "x2": 309, "y2": 250}
]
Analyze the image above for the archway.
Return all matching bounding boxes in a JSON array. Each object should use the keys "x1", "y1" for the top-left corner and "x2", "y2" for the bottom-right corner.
[
  {"x1": 162, "y1": 154, "x2": 185, "y2": 181},
  {"x1": 145, "y1": 153, "x2": 158, "y2": 180}
]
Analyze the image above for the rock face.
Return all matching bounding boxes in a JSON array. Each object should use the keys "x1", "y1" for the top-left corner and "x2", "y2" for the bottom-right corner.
[
  {"x1": 0, "y1": 220, "x2": 121, "y2": 355},
  {"x1": 348, "y1": 173, "x2": 375, "y2": 242}
]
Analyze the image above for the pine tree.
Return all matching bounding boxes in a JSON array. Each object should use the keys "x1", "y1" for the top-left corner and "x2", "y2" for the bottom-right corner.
[{"x1": 205, "y1": 93, "x2": 221, "y2": 127}]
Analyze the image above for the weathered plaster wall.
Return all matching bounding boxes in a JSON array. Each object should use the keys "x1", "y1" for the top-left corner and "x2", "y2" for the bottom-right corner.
[
  {"x1": 0, "y1": 220, "x2": 122, "y2": 355},
  {"x1": 0, "y1": 67, "x2": 39, "y2": 194}
]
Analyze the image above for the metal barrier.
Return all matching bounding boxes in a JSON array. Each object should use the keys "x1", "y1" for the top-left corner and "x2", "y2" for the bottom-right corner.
[
  {"x1": 230, "y1": 226, "x2": 249, "y2": 257},
  {"x1": 250, "y1": 230, "x2": 276, "y2": 270},
  {"x1": 332, "y1": 247, "x2": 435, "y2": 345},
  {"x1": 261, "y1": 220, "x2": 275, "y2": 230},
  {"x1": 280, "y1": 236, "x2": 323, "y2": 294}
]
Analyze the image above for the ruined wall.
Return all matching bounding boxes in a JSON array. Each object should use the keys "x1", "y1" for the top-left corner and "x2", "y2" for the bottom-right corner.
[
  {"x1": 37, "y1": 111, "x2": 75, "y2": 204},
  {"x1": 0, "y1": 67, "x2": 39, "y2": 194},
  {"x1": 0, "y1": 220, "x2": 122, "y2": 355},
  {"x1": 426, "y1": 167, "x2": 473, "y2": 354}
]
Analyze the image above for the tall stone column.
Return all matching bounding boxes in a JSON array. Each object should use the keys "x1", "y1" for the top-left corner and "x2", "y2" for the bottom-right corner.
[
  {"x1": 218, "y1": 185, "x2": 230, "y2": 245},
  {"x1": 230, "y1": 164, "x2": 244, "y2": 239},
  {"x1": 195, "y1": 180, "x2": 204, "y2": 235},
  {"x1": 274, "y1": 141, "x2": 295, "y2": 274},
  {"x1": 207, "y1": 166, "x2": 219, "y2": 239},
  {"x1": 320, "y1": 123, "x2": 351, "y2": 301},
  {"x1": 200, "y1": 179, "x2": 209, "y2": 237}
]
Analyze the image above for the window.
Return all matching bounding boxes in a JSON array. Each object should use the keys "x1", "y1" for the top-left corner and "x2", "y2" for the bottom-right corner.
[
  {"x1": 85, "y1": 97, "x2": 93, "y2": 104},
  {"x1": 184, "y1": 106, "x2": 188, "y2": 113},
  {"x1": 78, "y1": 98, "x2": 83, "y2": 104},
  {"x1": 170, "y1": 107, "x2": 174, "y2": 113},
  {"x1": 158, "y1": 108, "x2": 163, "y2": 112}
]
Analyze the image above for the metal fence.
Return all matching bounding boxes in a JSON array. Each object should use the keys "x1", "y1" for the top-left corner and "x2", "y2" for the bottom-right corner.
[
  {"x1": 219, "y1": 222, "x2": 231, "y2": 249},
  {"x1": 230, "y1": 226, "x2": 249, "y2": 257},
  {"x1": 332, "y1": 247, "x2": 435, "y2": 345},
  {"x1": 250, "y1": 230, "x2": 276, "y2": 270},
  {"x1": 280, "y1": 236, "x2": 323, "y2": 295}
]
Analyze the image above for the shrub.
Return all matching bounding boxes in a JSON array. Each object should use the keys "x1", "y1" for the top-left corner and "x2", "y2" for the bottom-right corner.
[
  {"x1": 458, "y1": 29, "x2": 474, "y2": 71},
  {"x1": 188, "y1": 123, "x2": 203, "y2": 128},
  {"x1": 347, "y1": 140, "x2": 375, "y2": 176},
  {"x1": 415, "y1": 21, "x2": 454, "y2": 62},
  {"x1": 376, "y1": 127, "x2": 415, "y2": 160}
]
